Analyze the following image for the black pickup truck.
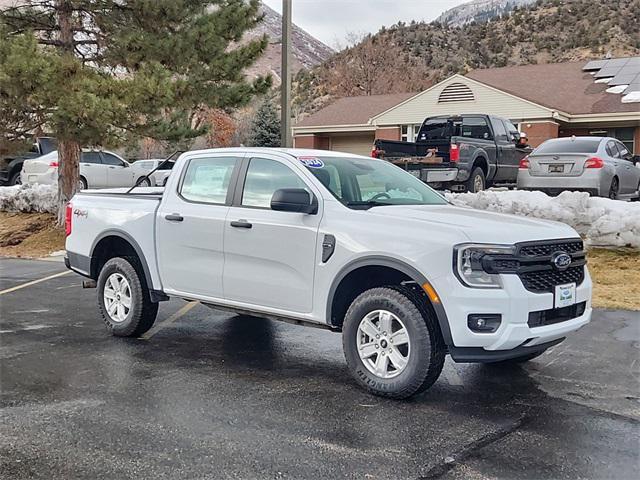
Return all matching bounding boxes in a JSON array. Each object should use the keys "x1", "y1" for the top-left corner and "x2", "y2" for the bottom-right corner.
[
  {"x1": 372, "y1": 114, "x2": 529, "y2": 192},
  {"x1": 0, "y1": 137, "x2": 57, "y2": 186}
]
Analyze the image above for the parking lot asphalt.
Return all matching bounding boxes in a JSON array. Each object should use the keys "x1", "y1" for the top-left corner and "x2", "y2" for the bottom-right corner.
[{"x1": 1, "y1": 257, "x2": 639, "y2": 480}]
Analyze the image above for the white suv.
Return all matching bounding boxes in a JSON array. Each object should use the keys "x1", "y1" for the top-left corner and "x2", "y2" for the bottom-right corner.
[{"x1": 22, "y1": 150, "x2": 151, "y2": 189}]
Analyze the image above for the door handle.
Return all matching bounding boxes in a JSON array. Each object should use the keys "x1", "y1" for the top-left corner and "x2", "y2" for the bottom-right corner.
[
  {"x1": 165, "y1": 214, "x2": 184, "y2": 222},
  {"x1": 230, "y1": 220, "x2": 252, "y2": 229}
]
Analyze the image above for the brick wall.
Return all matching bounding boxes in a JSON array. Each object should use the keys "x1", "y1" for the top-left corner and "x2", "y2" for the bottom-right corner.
[
  {"x1": 293, "y1": 134, "x2": 330, "y2": 150},
  {"x1": 522, "y1": 121, "x2": 560, "y2": 147},
  {"x1": 375, "y1": 127, "x2": 401, "y2": 141}
]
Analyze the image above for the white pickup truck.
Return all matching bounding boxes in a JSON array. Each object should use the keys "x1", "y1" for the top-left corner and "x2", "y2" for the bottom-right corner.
[{"x1": 65, "y1": 148, "x2": 592, "y2": 399}]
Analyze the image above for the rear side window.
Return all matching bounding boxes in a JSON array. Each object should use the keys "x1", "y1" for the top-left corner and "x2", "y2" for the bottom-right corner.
[
  {"x1": 180, "y1": 157, "x2": 236, "y2": 204},
  {"x1": 81, "y1": 152, "x2": 102, "y2": 164},
  {"x1": 490, "y1": 118, "x2": 508, "y2": 142},
  {"x1": 462, "y1": 117, "x2": 492, "y2": 140},
  {"x1": 242, "y1": 158, "x2": 308, "y2": 209},
  {"x1": 535, "y1": 139, "x2": 601, "y2": 154}
]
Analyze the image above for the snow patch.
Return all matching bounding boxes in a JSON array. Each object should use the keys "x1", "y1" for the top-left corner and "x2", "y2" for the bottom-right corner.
[
  {"x1": 445, "y1": 190, "x2": 640, "y2": 248},
  {"x1": 605, "y1": 84, "x2": 629, "y2": 94},
  {"x1": 594, "y1": 77, "x2": 613, "y2": 84},
  {"x1": 621, "y1": 91, "x2": 640, "y2": 103},
  {"x1": 0, "y1": 184, "x2": 58, "y2": 214}
]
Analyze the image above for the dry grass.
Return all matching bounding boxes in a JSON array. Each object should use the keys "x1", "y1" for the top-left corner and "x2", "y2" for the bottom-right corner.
[
  {"x1": 0, "y1": 211, "x2": 65, "y2": 258},
  {"x1": 587, "y1": 248, "x2": 640, "y2": 311},
  {"x1": 0, "y1": 211, "x2": 638, "y2": 310}
]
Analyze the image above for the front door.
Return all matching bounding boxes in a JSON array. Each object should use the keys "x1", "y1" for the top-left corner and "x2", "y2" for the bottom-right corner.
[
  {"x1": 223, "y1": 155, "x2": 322, "y2": 314},
  {"x1": 614, "y1": 141, "x2": 640, "y2": 194},
  {"x1": 156, "y1": 154, "x2": 241, "y2": 299},
  {"x1": 101, "y1": 152, "x2": 135, "y2": 187},
  {"x1": 491, "y1": 118, "x2": 516, "y2": 182}
]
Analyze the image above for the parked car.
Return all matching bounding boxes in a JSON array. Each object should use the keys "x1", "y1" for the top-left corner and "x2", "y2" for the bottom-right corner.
[
  {"x1": 372, "y1": 114, "x2": 527, "y2": 192},
  {"x1": 21, "y1": 150, "x2": 152, "y2": 190},
  {"x1": 518, "y1": 137, "x2": 640, "y2": 200},
  {"x1": 132, "y1": 159, "x2": 175, "y2": 186},
  {"x1": 65, "y1": 148, "x2": 592, "y2": 399},
  {"x1": 0, "y1": 137, "x2": 57, "y2": 186}
]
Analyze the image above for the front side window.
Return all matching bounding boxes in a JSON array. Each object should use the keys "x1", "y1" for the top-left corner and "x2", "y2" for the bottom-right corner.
[
  {"x1": 606, "y1": 141, "x2": 621, "y2": 158},
  {"x1": 615, "y1": 141, "x2": 633, "y2": 161},
  {"x1": 102, "y1": 153, "x2": 125, "y2": 166},
  {"x1": 242, "y1": 158, "x2": 308, "y2": 209},
  {"x1": 180, "y1": 157, "x2": 236, "y2": 204},
  {"x1": 302, "y1": 156, "x2": 447, "y2": 209}
]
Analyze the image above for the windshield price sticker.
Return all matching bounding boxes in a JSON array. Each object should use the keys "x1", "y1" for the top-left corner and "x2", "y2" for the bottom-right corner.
[{"x1": 299, "y1": 156, "x2": 324, "y2": 168}]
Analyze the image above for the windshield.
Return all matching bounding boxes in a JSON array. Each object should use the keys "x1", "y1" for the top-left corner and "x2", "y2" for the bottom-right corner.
[
  {"x1": 534, "y1": 138, "x2": 601, "y2": 154},
  {"x1": 300, "y1": 156, "x2": 447, "y2": 209}
]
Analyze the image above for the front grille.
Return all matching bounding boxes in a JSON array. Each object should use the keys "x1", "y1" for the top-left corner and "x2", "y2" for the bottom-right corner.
[
  {"x1": 519, "y1": 240, "x2": 584, "y2": 257},
  {"x1": 519, "y1": 266, "x2": 585, "y2": 293},
  {"x1": 528, "y1": 301, "x2": 587, "y2": 327},
  {"x1": 515, "y1": 239, "x2": 586, "y2": 293}
]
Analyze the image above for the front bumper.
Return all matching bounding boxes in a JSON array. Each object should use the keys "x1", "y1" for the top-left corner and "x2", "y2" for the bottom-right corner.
[{"x1": 433, "y1": 267, "x2": 592, "y2": 356}]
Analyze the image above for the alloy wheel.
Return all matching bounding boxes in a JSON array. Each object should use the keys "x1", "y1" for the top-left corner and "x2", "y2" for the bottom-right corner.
[
  {"x1": 103, "y1": 273, "x2": 132, "y2": 323},
  {"x1": 357, "y1": 310, "x2": 411, "y2": 379}
]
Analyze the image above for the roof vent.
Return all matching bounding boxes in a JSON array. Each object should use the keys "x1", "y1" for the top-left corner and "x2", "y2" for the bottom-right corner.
[{"x1": 438, "y1": 82, "x2": 475, "y2": 103}]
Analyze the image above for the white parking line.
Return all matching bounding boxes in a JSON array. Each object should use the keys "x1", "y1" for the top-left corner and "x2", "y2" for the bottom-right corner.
[
  {"x1": 141, "y1": 301, "x2": 199, "y2": 340},
  {"x1": 0, "y1": 271, "x2": 72, "y2": 296}
]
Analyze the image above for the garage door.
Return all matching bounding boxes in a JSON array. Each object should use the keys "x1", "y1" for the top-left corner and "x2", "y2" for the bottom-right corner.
[{"x1": 330, "y1": 134, "x2": 375, "y2": 156}]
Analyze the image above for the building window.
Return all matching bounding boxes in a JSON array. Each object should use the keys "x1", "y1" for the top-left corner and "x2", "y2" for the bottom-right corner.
[
  {"x1": 588, "y1": 127, "x2": 636, "y2": 154},
  {"x1": 401, "y1": 125, "x2": 421, "y2": 142},
  {"x1": 438, "y1": 83, "x2": 475, "y2": 103}
]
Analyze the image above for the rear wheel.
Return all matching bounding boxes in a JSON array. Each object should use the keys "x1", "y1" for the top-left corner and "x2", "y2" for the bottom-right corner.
[
  {"x1": 342, "y1": 286, "x2": 445, "y2": 399},
  {"x1": 78, "y1": 176, "x2": 87, "y2": 190},
  {"x1": 137, "y1": 177, "x2": 151, "y2": 187},
  {"x1": 465, "y1": 167, "x2": 486, "y2": 193},
  {"x1": 97, "y1": 257, "x2": 158, "y2": 337},
  {"x1": 9, "y1": 171, "x2": 21, "y2": 186},
  {"x1": 608, "y1": 177, "x2": 619, "y2": 200}
]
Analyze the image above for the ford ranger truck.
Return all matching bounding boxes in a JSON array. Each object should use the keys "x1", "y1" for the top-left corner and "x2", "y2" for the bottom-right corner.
[{"x1": 64, "y1": 148, "x2": 592, "y2": 399}]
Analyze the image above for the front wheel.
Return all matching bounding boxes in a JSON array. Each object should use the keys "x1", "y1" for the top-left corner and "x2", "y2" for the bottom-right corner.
[
  {"x1": 342, "y1": 286, "x2": 445, "y2": 399},
  {"x1": 465, "y1": 167, "x2": 486, "y2": 193},
  {"x1": 137, "y1": 177, "x2": 151, "y2": 187},
  {"x1": 97, "y1": 257, "x2": 158, "y2": 337}
]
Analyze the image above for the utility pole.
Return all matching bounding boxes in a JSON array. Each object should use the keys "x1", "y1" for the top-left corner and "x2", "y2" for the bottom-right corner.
[{"x1": 280, "y1": 0, "x2": 292, "y2": 147}]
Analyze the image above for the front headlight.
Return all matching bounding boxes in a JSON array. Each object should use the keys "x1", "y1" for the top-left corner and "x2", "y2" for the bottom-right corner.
[{"x1": 454, "y1": 243, "x2": 515, "y2": 289}]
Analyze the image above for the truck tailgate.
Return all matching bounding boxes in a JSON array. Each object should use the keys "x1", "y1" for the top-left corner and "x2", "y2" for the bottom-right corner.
[{"x1": 65, "y1": 191, "x2": 164, "y2": 289}]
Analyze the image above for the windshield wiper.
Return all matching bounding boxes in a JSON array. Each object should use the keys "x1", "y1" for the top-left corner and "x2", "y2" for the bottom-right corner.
[{"x1": 345, "y1": 200, "x2": 392, "y2": 209}]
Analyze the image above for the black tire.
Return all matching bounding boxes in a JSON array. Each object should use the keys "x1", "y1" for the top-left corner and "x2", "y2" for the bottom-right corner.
[
  {"x1": 137, "y1": 177, "x2": 151, "y2": 187},
  {"x1": 631, "y1": 182, "x2": 640, "y2": 202},
  {"x1": 490, "y1": 349, "x2": 547, "y2": 365},
  {"x1": 465, "y1": 167, "x2": 486, "y2": 193},
  {"x1": 342, "y1": 285, "x2": 446, "y2": 399},
  {"x1": 9, "y1": 171, "x2": 22, "y2": 186},
  {"x1": 608, "y1": 177, "x2": 619, "y2": 200},
  {"x1": 78, "y1": 176, "x2": 88, "y2": 190},
  {"x1": 97, "y1": 257, "x2": 158, "y2": 337}
]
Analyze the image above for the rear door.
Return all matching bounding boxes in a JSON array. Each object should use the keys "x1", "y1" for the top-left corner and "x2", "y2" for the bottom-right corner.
[
  {"x1": 490, "y1": 117, "x2": 516, "y2": 182},
  {"x1": 613, "y1": 140, "x2": 640, "y2": 193},
  {"x1": 223, "y1": 154, "x2": 322, "y2": 314},
  {"x1": 156, "y1": 153, "x2": 242, "y2": 299},
  {"x1": 80, "y1": 151, "x2": 107, "y2": 187}
]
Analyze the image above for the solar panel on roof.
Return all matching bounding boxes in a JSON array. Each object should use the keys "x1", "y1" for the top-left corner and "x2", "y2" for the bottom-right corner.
[
  {"x1": 608, "y1": 74, "x2": 640, "y2": 86},
  {"x1": 595, "y1": 67, "x2": 623, "y2": 78},
  {"x1": 583, "y1": 60, "x2": 608, "y2": 71},
  {"x1": 605, "y1": 58, "x2": 630, "y2": 67},
  {"x1": 624, "y1": 57, "x2": 640, "y2": 65},
  {"x1": 623, "y1": 83, "x2": 640, "y2": 94}
]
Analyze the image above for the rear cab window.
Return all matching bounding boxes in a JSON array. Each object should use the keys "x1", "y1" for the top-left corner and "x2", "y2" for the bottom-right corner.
[{"x1": 180, "y1": 157, "x2": 237, "y2": 204}]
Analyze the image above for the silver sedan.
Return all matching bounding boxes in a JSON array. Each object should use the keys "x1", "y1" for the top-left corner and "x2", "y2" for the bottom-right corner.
[{"x1": 517, "y1": 136, "x2": 640, "y2": 200}]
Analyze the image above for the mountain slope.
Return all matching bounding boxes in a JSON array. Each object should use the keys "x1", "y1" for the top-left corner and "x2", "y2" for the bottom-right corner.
[
  {"x1": 294, "y1": 0, "x2": 640, "y2": 114},
  {"x1": 243, "y1": 3, "x2": 334, "y2": 81},
  {"x1": 436, "y1": 0, "x2": 536, "y2": 27}
]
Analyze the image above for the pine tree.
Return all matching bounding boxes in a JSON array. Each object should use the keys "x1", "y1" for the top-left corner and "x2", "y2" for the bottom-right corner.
[
  {"x1": 0, "y1": 1, "x2": 271, "y2": 223},
  {"x1": 247, "y1": 99, "x2": 281, "y2": 148}
]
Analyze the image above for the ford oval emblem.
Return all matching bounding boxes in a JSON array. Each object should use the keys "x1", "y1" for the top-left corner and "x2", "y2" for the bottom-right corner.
[{"x1": 552, "y1": 252, "x2": 572, "y2": 271}]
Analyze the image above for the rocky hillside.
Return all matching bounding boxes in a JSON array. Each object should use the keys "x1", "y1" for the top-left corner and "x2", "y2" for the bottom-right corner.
[
  {"x1": 294, "y1": 0, "x2": 640, "y2": 115},
  {"x1": 436, "y1": 0, "x2": 535, "y2": 27},
  {"x1": 243, "y1": 2, "x2": 334, "y2": 82}
]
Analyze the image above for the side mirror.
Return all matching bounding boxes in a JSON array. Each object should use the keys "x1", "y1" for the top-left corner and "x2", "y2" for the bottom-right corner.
[{"x1": 271, "y1": 188, "x2": 318, "y2": 214}]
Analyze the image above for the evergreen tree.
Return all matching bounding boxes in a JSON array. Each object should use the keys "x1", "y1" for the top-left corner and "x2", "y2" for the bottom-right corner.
[
  {"x1": 0, "y1": 0, "x2": 271, "y2": 222},
  {"x1": 247, "y1": 99, "x2": 280, "y2": 147}
]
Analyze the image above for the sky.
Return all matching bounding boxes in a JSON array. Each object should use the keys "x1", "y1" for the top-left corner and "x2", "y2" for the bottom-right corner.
[{"x1": 262, "y1": 0, "x2": 470, "y2": 48}]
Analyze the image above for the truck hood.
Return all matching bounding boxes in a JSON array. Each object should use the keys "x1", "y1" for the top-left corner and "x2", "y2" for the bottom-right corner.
[{"x1": 368, "y1": 204, "x2": 578, "y2": 244}]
